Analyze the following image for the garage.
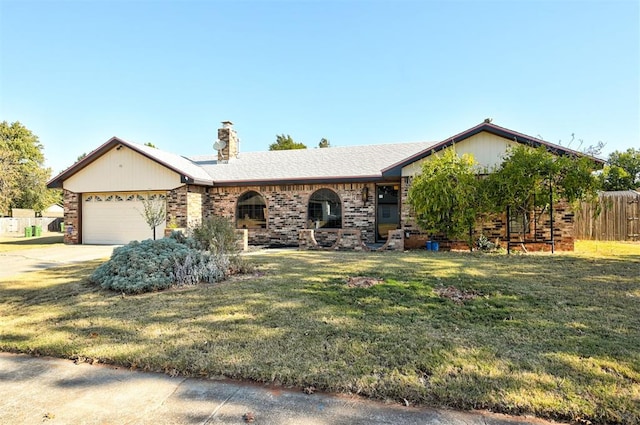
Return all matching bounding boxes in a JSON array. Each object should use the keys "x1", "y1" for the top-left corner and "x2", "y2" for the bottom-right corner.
[{"x1": 82, "y1": 192, "x2": 166, "y2": 244}]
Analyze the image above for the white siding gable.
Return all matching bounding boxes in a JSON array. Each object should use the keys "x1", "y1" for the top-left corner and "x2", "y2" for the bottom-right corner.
[
  {"x1": 64, "y1": 145, "x2": 183, "y2": 193},
  {"x1": 401, "y1": 131, "x2": 518, "y2": 177}
]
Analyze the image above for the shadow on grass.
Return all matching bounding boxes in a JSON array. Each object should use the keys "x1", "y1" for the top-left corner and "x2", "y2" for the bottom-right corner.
[
  {"x1": 0, "y1": 235, "x2": 64, "y2": 246},
  {"x1": 1, "y1": 251, "x2": 638, "y2": 424}
]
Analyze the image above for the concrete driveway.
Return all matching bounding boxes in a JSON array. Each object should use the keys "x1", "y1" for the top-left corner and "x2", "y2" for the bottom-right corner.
[{"x1": 0, "y1": 244, "x2": 118, "y2": 278}]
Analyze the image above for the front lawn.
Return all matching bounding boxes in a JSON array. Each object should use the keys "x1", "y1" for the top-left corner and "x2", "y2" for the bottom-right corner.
[
  {"x1": 1, "y1": 241, "x2": 638, "y2": 424},
  {"x1": 0, "y1": 234, "x2": 63, "y2": 252}
]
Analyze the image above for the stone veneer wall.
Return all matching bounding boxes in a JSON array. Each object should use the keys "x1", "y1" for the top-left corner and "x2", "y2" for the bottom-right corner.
[
  {"x1": 400, "y1": 177, "x2": 576, "y2": 251},
  {"x1": 63, "y1": 189, "x2": 80, "y2": 244},
  {"x1": 167, "y1": 186, "x2": 188, "y2": 228},
  {"x1": 209, "y1": 183, "x2": 375, "y2": 246},
  {"x1": 166, "y1": 185, "x2": 212, "y2": 229},
  {"x1": 186, "y1": 185, "x2": 210, "y2": 227}
]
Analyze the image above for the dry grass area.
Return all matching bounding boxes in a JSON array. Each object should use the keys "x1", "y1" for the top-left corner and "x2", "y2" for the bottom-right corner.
[
  {"x1": 1, "y1": 240, "x2": 638, "y2": 424},
  {"x1": 0, "y1": 234, "x2": 63, "y2": 252}
]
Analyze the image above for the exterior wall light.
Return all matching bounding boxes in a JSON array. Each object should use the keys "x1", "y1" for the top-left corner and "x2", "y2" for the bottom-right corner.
[{"x1": 361, "y1": 186, "x2": 369, "y2": 203}]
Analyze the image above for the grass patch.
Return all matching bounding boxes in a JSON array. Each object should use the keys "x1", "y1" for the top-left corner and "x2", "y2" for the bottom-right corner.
[
  {"x1": 1, "y1": 241, "x2": 639, "y2": 424},
  {"x1": 0, "y1": 235, "x2": 64, "y2": 252}
]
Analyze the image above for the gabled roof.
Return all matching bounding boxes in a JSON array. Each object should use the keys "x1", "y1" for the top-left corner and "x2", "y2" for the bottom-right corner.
[
  {"x1": 47, "y1": 137, "x2": 213, "y2": 188},
  {"x1": 381, "y1": 121, "x2": 605, "y2": 175},
  {"x1": 189, "y1": 141, "x2": 435, "y2": 185},
  {"x1": 48, "y1": 121, "x2": 605, "y2": 190}
]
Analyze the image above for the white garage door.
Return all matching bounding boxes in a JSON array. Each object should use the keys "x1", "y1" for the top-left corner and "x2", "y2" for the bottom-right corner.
[{"x1": 82, "y1": 192, "x2": 166, "y2": 244}]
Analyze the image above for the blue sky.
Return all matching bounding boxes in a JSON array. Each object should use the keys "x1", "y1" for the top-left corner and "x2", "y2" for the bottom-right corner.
[{"x1": 1, "y1": 0, "x2": 638, "y2": 175}]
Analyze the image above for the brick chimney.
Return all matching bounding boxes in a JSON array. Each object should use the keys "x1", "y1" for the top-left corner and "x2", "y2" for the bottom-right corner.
[{"x1": 217, "y1": 121, "x2": 239, "y2": 163}]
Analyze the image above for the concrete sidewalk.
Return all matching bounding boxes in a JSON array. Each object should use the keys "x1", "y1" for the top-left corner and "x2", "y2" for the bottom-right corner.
[
  {"x1": 0, "y1": 353, "x2": 561, "y2": 425},
  {"x1": 0, "y1": 244, "x2": 118, "y2": 278}
]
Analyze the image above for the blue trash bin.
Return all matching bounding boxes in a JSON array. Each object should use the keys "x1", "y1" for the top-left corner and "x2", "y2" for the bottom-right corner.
[
  {"x1": 432, "y1": 241, "x2": 440, "y2": 251},
  {"x1": 426, "y1": 241, "x2": 432, "y2": 250}
]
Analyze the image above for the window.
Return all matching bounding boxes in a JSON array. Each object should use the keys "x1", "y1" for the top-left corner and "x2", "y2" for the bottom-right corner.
[
  {"x1": 237, "y1": 191, "x2": 267, "y2": 228},
  {"x1": 308, "y1": 189, "x2": 342, "y2": 228}
]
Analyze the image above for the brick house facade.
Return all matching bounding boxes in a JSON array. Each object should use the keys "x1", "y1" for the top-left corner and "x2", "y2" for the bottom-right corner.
[{"x1": 50, "y1": 121, "x2": 602, "y2": 250}]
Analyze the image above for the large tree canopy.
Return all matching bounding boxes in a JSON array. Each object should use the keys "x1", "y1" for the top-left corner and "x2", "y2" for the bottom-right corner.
[
  {"x1": 484, "y1": 145, "x2": 600, "y2": 216},
  {"x1": 408, "y1": 145, "x2": 601, "y2": 248},
  {"x1": 600, "y1": 148, "x2": 640, "y2": 191},
  {"x1": 269, "y1": 134, "x2": 307, "y2": 151},
  {"x1": 0, "y1": 141, "x2": 20, "y2": 214},
  {"x1": 0, "y1": 121, "x2": 59, "y2": 213}
]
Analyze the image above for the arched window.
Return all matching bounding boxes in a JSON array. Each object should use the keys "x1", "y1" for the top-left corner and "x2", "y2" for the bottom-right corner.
[
  {"x1": 308, "y1": 189, "x2": 342, "y2": 228},
  {"x1": 237, "y1": 191, "x2": 267, "y2": 229}
]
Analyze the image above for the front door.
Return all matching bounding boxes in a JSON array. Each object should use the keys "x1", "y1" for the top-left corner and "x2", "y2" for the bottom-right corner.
[{"x1": 376, "y1": 185, "x2": 399, "y2": 242}]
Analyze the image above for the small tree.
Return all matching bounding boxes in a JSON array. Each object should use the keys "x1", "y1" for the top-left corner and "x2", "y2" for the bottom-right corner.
[
  {"x1": 407, "y1": 149, "x2": 480, "y2": 248},
  {"x1": 484, "y1": 145, "x2": 600, "y2": 248},
  {"x1": 139, "y1": 195, "x2": 166, "y2": 240},
  {"x1": 483, "y1": 146, "x2": 556, "y2": 223},
  {"x1": 486, "y1": 145, "x2": 600, "y2": 213},
  {"x1": 269, "y1": 134, "x2": 307, "y2": 150}
]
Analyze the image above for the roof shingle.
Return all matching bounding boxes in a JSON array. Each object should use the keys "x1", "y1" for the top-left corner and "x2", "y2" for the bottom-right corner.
[{"x1": 189, "y1": 142, "x2": 435, "y2": 184}]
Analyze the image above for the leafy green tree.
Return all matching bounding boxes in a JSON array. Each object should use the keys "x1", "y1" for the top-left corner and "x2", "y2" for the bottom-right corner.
[
  {"x1": 407, "y1": 149, "x2": 480, "y2": 248},
  {"x1": 0, "y1": 143, "x2": 20, "y2": 215},
  {"x1": 0, "y1": 121, "x2": 58, "y2": 212},
  {"x1": 269, "y1": 134, "x2": 307, "y2": 150},
  {"x1": 408, "y1": 145, "x2": 600, "y2": 249},
  {"x1": 484, "y1": 145, "x2": 600, "y2": 236},
  {"x1": 318, "y1": 138, "x2": 330, "y2": 148},
  {"x1": 483, "y1": 146, "x2": 556, "y2": 219},
  {"x1": 600, "y1": 148, "x2": 640, "y2": 190}
]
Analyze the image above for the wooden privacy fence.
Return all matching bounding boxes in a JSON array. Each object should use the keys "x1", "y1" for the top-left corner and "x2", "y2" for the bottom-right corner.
[{"x1": 574, "y1": 191, "x2": 640, "y2": 241}]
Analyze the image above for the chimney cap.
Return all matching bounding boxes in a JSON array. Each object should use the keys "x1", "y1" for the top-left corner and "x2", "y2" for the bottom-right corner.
[{"x1": 221, "y1": 120, "x2": 234, "y2": 128}]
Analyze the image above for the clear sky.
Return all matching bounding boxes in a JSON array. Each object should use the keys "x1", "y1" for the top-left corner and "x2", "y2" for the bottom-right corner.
[{"x1": 1, "y1": 0, "x2": 638, "y2": 175}]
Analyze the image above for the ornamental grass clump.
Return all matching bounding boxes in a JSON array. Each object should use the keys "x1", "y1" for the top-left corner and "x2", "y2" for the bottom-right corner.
[{"x1": 90, "y1": 236, "x2": 229, "y2": 294}]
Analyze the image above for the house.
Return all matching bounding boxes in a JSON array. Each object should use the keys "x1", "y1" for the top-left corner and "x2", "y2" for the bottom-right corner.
[
  {"x1": 47, "y1": 121, "x2": 601, "y2": 250},
  {"x1": 43, "y1": 204, "x2": 64, "y2": 218}
]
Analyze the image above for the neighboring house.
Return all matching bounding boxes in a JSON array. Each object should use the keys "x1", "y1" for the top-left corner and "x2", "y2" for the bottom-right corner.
[
  {"x1": 43, "y1": 204, "x2": 64, "y2": 218},
  {"x1": 47, "y1": 121, "x2": 601, "y2": 250}
]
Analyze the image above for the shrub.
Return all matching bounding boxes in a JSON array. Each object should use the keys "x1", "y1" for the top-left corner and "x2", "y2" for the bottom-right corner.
[
  {"x1": 190, "y1": 217, "x2": 238, "y2": 255},
  {"x1": 189, "y1": 217, "x2": 253, "y2": 274},
  {"x1": 90, "y1": 237, "x2": 229, "y2": 294},
  {"x1": 476, "y1": 234, "x2": 502, "y2": 252}
]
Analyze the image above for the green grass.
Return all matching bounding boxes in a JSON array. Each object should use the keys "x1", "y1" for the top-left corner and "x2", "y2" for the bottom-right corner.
[{"x1": 1, "y1": 240, "x2": 638, "y2": 424}]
